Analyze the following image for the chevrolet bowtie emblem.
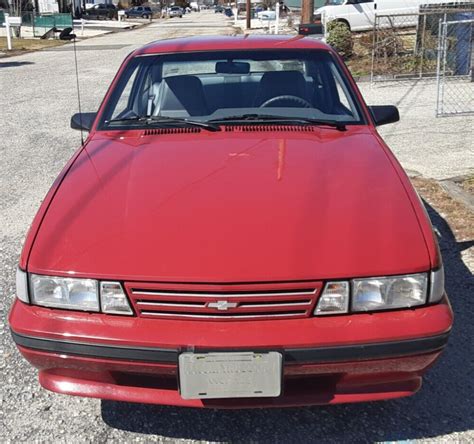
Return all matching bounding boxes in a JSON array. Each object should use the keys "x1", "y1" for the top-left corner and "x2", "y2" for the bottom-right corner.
[{"x1": 208, "y1": 300, "x2": 238, "y2": 311}]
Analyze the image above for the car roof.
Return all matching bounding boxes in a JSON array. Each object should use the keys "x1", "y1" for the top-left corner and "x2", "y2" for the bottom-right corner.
[{"x1": 134, "y1": 35, "x2": 333, "y2": 56}]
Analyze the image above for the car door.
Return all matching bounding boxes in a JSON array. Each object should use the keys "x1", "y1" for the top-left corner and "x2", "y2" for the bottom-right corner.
[
  {"x1": 98, "y1": 4, "x2": 106, "y2": 16},
  {"x1": 345, "y1": 0, "x2": 374, "y2": 31},
  {"x1": 92, "y1": 4, "x2": 102, "y2": 17},
  {"x1": 380, "y1": 0, "x2": 418, "y2": 28}
]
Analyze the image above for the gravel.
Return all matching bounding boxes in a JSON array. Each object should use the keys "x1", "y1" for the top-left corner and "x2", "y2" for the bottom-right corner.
[
  {"x1": 359, "y1": 80, "x2": 474, "y2": 180},
  {"x1": 1, "y1": 14, "x2": 473, "y2": 442}
]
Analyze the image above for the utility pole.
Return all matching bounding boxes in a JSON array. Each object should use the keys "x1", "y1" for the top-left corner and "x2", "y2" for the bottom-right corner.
[
  {"x1": 301, "y1": 0, "x2": 313, "y2": 24},
  {"x1": 275, "y1": 1, "x2": 279, "y2": 34},
  {"x1": 246, "y1": 0, "x2": 250, "y2": 29}
]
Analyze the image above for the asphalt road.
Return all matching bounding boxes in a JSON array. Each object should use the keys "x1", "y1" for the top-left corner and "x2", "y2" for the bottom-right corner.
[{"x1": 1, "y1": 12, "x2": 473, "y2": 442}]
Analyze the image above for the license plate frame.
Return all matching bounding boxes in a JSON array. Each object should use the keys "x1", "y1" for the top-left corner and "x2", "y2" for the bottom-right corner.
[{"x1": 178, "y1": 351, "x2": 283, "y2": 400}]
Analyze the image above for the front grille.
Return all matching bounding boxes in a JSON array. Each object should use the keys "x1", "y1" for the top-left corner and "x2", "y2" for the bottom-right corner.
[{"x1": 125, "y1": 281, "x2": 322, "y2": 321}]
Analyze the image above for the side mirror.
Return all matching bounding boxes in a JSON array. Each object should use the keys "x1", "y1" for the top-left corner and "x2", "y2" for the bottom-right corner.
[
  {"x1": 71, "y1": 112, "x2": 97, "y2": 131},
  {"x1": 369, "y1": 105, "x2": 400, "y2": 126},
  {"x1": 299, "y1": 23, "x2": 323, "y2": 35}
]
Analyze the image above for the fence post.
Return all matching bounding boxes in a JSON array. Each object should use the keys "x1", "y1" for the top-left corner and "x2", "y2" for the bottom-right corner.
[
  {"x1": 436, "y1": 18, "x2": 443, "y2": 116},
  {"x1": 418, "y1": 13, "x2": 427, "y2": 79},
  {"x1": 370, "y1": 14, "x2": 378, "y2": 83},
  {"x1": 438, "y1": 17, "x2": 450, "y2": 116},
  {"x1": 5, "y1": 14, "x2": 12, "y2": 50}
]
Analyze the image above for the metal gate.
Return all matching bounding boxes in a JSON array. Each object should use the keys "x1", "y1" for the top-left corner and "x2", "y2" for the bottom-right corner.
[{"x1": 436, "y1": 18, "x2": 474, "y2": 117}]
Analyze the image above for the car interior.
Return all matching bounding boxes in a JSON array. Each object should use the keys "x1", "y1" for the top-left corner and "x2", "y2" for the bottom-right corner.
[{"x1": 104, "y1": 52, "x2": 361, "y2": 125}]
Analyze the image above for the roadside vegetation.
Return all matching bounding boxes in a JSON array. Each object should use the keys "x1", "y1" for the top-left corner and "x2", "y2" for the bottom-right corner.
[
  {"x1": 330, "y1": 26, "x2": 439, "y2": 78},
  {"x1": 0, "y1": 36, "x2": 65, "y2": 54}
]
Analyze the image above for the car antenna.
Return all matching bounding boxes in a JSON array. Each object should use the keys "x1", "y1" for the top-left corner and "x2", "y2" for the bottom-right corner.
[{"x1": 72, "y1": 32, "x2": 85, "y2": 146}]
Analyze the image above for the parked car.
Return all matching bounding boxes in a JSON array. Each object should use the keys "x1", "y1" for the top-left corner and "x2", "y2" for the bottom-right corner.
[
  {"x1": 257, "y1": 10, "x2": 276, "y2": 20},
  {"x1": 257, "y1": 4, "x2": 289, "y2": 19},
  {"x1": 316, "y1": 0, "x2": 450, "y2": 31},
  {"x1": 9, "y1": 35, "x2": 452, "y2": 408},
  {"x1": 124, "y1": 6, "x2": 153, "y2": 18},
  {"x1": 83, "y1": 3, "x2": 117, "y2": 19},
  {"x1": 168, "y1": 5, "x2": 183, "y2": 17},
  {"x1": 214, "y1": 5, "x2": 224, "y2": 13}
]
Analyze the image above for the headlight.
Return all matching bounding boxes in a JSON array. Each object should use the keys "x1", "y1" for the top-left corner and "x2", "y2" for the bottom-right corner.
[
  {"x1": 30, "y1": 274, "x2": 100, "y2": 312},
  {"x1": 28, "y1": 274, "x2": 133, "y2": 315},
  {"x1": 352, "y1": 273, "x2": 428, "y2": 312}
]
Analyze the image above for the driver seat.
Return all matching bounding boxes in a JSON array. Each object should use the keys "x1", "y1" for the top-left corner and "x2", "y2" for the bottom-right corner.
[
  {"x1": 156, "y1": 75, "x2": 209, "y2": 117},
  {"x1": 253, "y1": 71, "x2": 308, "y2": 107}
]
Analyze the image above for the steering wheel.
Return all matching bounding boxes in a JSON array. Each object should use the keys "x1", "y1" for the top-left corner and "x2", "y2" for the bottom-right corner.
[{"x1": 260, "y1": 95, "x2": 312, "y2": 108}]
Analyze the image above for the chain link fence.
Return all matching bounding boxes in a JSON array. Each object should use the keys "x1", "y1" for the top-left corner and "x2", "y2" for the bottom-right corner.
[
  {"x1": 32, "y1": 13, "x2": 73, "y2": 37},
  {"x1": 436, "y1": 18, "x2": 474, "y2": 116},
  {"x1": 371, "y1": 3, "x2": 474, "y2": 81}
]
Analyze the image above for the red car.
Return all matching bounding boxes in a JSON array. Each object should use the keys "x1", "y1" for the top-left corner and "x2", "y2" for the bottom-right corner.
[{"x1": 9, "y1": 36, "x2": 452, "y2": 408}]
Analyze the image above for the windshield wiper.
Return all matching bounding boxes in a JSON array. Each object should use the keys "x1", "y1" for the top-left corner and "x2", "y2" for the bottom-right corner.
[
  {"x1": 106, "y1": 115, "x2": 221, "y2": 132},
  {"x1": 209, "y1": 114, "x2": 347, "y2": 131}
]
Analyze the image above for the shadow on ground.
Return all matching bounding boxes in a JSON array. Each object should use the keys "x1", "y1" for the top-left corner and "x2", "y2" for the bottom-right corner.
[
  {"x1": 101, "y1": 202, "x2": 473, "y2": 442},
  {"x1": 0, "y1": 61, "x2": 35, "y2": 68}
]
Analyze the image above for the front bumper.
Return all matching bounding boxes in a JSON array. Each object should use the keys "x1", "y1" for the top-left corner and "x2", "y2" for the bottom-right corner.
[{"x1": 9, "y1": 297, "x2": 453, "y2": 408}]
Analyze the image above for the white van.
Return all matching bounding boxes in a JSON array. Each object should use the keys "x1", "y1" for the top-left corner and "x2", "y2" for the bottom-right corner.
[{"x1": 316, "y1": 0, "x2": 457, "y2": 31}]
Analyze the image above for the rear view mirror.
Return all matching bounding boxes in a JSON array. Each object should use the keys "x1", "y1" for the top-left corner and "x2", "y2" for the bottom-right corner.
[
  {"x1": 216, "y1": 61, "x2": 250, "y2": 75},
  {"x1": 369, "y1": 105, "x2": 400, "y2": 126},
  {"x1": 71, "y1": 112, "x2": 97, "y2": 131}
]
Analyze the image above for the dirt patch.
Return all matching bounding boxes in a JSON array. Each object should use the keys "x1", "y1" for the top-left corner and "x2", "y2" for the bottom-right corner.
[
  {"x1": 458, "y1": 176, "x2": 474, "y2": 195},
  {"x1": 0, "y1": 37, "x2": 66, "y2": 55},
  {"x1": 412, "y1": 177, "x2": 473, "y2": 242}
]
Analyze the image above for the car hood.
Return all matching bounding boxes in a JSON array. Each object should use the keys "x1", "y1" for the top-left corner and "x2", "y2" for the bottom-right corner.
[{"x1": 28, "y1": 127, "x2": 430, "y2": 282}]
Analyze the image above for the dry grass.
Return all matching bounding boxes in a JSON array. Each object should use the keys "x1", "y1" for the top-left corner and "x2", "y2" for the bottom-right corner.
[
  {"x1": 345, "y1": 28, "x2": 438, "y2": 78},
  {"x1": 412, "y1": 177, "x2": 473, "y2": 242},
  {"x1": 0, "y1": 37, "x2": 66, "y2": 54},
  {"x1": 458, "y1": 176, "x2": 474, "y2": 195}
]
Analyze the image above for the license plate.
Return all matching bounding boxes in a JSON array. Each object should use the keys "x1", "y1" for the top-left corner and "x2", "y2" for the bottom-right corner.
[{"x1": 179, "y1": 351, "x2": 282, "y2": 400}]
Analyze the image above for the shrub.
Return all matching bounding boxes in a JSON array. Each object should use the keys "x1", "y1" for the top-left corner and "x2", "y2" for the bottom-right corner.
[{"x1": 326, "y1": 21, "x2": 353, "y2": 58}]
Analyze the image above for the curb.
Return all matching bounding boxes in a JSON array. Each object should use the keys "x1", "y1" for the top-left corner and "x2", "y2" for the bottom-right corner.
[{"x1": 439, "y1": 178, "x2": 474, "y2": 213}]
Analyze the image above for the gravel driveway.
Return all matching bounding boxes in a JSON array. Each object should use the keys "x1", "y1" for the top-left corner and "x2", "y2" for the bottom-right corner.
[
  {"x1": 1, "y1": 13, "x2": 473, "y2": 442},
  {"x1": 359, "y1": 81, "x2": 474, "y2": 180}
]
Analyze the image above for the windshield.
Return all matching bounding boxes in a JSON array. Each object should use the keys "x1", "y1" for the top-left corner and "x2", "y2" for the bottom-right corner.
[{"x1": 99, "y1": 49, "x2": 364, "y2": 129}]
